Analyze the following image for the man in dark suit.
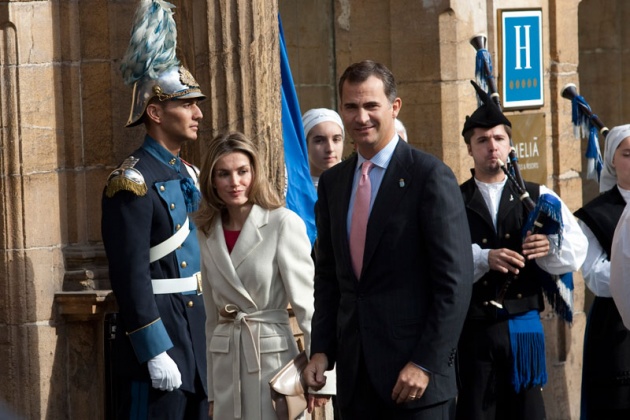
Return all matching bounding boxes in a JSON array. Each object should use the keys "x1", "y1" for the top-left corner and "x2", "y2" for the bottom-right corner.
[{"x1": 304, "y1": 60, "x2": 474, "y2": 419}]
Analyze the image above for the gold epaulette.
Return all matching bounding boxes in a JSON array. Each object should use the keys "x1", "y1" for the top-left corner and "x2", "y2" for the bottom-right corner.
[{"x1": 105, "y1": 156, "x2": 148, "y2": 197}]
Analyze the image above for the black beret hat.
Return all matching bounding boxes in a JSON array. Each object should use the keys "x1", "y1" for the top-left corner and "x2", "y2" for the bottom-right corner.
[{"x1": 462, "y1": 80, "x2": 512, "y2": 136}]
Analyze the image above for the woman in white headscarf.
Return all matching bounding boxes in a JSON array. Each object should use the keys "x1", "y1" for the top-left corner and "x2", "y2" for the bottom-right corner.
[
  {"x1": 575, "y1": 124, "x2": 630, "y2": 419},
  {"x1": 302, "y1": 108, "x2": 345, "y2": 189}
]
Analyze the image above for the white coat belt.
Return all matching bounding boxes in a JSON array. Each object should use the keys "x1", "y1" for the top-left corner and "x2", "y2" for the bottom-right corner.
[{"x1": 218, "y1": 304, "x2": 290, "y2": 419}]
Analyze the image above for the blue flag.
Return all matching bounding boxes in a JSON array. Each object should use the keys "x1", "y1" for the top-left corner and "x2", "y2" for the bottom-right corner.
[{"x1": 279, "y1": 15, "x2": 318, "y2": 245}]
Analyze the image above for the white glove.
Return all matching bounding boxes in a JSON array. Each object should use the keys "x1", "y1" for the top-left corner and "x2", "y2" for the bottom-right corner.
[{"x1": 147, "y1": 351, "x2": 182, "y2": 391}]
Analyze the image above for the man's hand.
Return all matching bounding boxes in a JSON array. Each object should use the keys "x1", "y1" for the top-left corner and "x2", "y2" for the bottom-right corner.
[
  {"x1": 147, "y1": 351, "x2": 182, "y2": 391},
  {"x1": 522, "y1": 230, "x2": 550, "y2": 260},
  {"x1": 303, "y1": 353, "x2": 329, "y2": 391},
  {"x1": 488, "y1": 248, "x2": 525, "y2": 274},
  {"x1": 391, "y1": 362, "x2": 430, "y2": 404}
]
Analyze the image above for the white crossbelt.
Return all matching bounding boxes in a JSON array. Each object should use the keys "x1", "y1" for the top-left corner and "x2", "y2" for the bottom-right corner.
[
  {"x1": 151, "y1": 272, "x2": 202, "y2": 295},
  {"x1": 149, "y1": 216, "x2": 191, "y2": 263}
]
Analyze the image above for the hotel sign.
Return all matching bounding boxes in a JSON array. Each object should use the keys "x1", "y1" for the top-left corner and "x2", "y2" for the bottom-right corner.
[
  {"x1": 499, "y1": 9, "x2": 544, "y2": 109},
  {"x1": 509, "y1": 113, "x2": 547, "y2": 186}
]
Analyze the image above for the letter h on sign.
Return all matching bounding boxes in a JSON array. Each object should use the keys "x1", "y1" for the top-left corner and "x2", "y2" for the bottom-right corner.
[{"x1": 499, "y1": 9, "x2": 543, "y2": 110}]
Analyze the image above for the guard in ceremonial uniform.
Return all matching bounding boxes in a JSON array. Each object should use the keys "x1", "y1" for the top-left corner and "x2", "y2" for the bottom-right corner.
[
  {"x1": 456, "y1": 82, "x2": 587, "y2": 420},
  {"x1": 101, "y1": 1, "x2": 208, "y2": 418}
]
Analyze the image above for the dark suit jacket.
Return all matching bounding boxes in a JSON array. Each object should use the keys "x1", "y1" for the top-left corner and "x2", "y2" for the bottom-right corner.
[{"x1": 311, "y1": 139, "x2": 473, "y2": 408}]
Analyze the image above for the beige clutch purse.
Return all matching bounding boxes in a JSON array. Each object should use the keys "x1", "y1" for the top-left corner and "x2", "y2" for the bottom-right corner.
[{"x1": 269, "y1": 351, "x2": 308, "y2": 420}]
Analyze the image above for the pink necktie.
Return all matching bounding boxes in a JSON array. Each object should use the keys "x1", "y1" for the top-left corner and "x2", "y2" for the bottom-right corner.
[{"x1": 349, "y1": 161, "x2": 374, "y2": 278}]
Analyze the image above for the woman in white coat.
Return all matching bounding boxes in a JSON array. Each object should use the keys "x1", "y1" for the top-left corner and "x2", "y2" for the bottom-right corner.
[{"x1": 196, "y1": 131, "x2": 317, "y2": 419}]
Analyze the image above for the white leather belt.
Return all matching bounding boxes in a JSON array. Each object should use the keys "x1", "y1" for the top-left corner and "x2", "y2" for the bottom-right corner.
[
  {"x1": 149, "y1": 216, "x2": 191, "y2": 263},
  {"x1": 151, "y1": 272, "x2": 202, "y2": 295}
]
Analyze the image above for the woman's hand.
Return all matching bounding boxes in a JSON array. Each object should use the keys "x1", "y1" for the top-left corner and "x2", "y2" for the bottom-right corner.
[{"x1": 307, "y1": 393, "x2": 331, "y2": 413}]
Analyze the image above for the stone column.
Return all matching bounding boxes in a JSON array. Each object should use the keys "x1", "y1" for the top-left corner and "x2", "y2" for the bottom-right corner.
[
  {"x1": 546, "y1": 1, "x2": 586, "y2": 418},
  {"x1": 178, "y1": 0, "x2": 284, "y2": 193},
  {"x1": 0, "y1": 2, "x2": 67, "y2": 418}
]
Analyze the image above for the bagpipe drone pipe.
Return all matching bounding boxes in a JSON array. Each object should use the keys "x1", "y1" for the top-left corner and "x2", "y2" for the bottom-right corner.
[
  {"x1": 561, "y1": 83, "x2": 607, "y2": 181},
  {"x1": 471, "y1": 34, "x2": 527, "y2": 192},
  {"x1": 470, "y1": 34, "x2": 574, "y2": 322}
]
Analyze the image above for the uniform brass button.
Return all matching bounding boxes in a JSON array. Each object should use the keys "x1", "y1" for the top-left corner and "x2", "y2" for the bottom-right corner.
[
  {"x1": 482, "y1": 238, "x2": 488, "y2": 244},
  {"x1": 187, "y1": 301, "x2": 194, "y2": 308},
  {"x1": 483, "y1": 301, "x2": 489, "y2": 306},
  {"x1": 170, "y1": 203, "x2": 175, "y2": 210},
  {"x1": 505, "y1": 233, "x2": 511, "y2": 239},
  {"x1": 181, "y1": 261, "x2": 187, "y2": 268},
  {"x1": 482, "y1": 281, "x2": 488, "y2": 286},
  {"x1": 160, "y1": 185, "x2": 165, "y2": 191},
  {"x1": 176, "y1": 224, "x2": 181, "y2": 230},
  {"x1": 516, "y1": 293, "x2": 523, "y2": 299},
  {"x1": 169, "y1": 158, "x2": 176, "y2": 165}
]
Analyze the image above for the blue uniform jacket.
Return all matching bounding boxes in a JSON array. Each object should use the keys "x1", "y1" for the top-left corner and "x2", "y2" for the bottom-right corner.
[{"x1": 101, "y1": 136, "x2": 207, "y2": 395}]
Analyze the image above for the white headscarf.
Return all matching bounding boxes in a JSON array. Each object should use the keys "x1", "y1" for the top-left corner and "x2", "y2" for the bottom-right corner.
[
  {"x1": 600, "y1": 124, "x2": 630, "y2": 193},
  {"x1": 302, "y1": 108, "x2": 344, "y2": 139}
]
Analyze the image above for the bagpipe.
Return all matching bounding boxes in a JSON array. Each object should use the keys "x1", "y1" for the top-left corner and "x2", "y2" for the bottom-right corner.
[
  {"x1": 561, "y1": 83, "x2": 607, "y2": 181},
  {"x1": 470, "y1": 35, "x2": 572, "y2": 321}
]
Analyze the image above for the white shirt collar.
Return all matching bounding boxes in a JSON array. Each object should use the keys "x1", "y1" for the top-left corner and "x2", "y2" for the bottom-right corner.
[{"x1": 356, "y1": 133, "x2": 399, "y2": 170}]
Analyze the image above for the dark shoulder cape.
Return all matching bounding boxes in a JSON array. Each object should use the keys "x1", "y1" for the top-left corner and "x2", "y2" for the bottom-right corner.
[{"x1": 574, "y1": 186, "x2": 625, "y2": 258}]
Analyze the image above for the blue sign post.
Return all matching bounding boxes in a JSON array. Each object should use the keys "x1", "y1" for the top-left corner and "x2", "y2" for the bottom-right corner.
[{"x1": 500, "y1": 9, "x2": 543, "y2": 109}]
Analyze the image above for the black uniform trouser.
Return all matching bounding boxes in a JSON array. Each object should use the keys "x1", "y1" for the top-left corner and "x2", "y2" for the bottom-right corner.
[
  {"x1": 118, "y1": 379, "x2": 208, "y2": 420},
  {"x1": 456, "y1": 317, "x2": 545, "y2": 420}
]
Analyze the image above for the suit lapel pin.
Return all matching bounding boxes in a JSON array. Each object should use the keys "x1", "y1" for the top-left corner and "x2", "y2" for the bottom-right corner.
[
  {"x1": 510, "y1": 194, "x2": 514, "y2": 201},
  {"x1": 399, "y1": 178, "x2": 405, "y2": 188}
]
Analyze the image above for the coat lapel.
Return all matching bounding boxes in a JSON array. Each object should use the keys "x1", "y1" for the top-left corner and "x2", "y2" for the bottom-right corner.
[
  {"x1": 204, "y1": 205, "x2": 266, "y2": 302},
  {"x1": 230, "y1": 205, "x2": 266, "y2": 270},
  {"x1": 328, "y1": 155, "x2": 358, "y2": 279},
  {"x1": 361, "y1": 142, "x2": 412, "y2": 274}
]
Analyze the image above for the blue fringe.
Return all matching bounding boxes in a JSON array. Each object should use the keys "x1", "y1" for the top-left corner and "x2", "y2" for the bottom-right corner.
[
  {"x1": 522, "y1": 194, "x2": 574, "y2": 322},
  {"x1": 523, "y1": 194, "x2": 573, "y2": 322},
  {"x1": 571, "y1": 95, "x2": 603, "y2": 181},
  {"x1": 474, "y1": 49, "x2": 494, "y2": 107},
  {"x1": 541, "y1": 272, "x2": 574, "y2": 324},
  {"x1": 180, "y1": 177, "x2": 200, "y2": 212},
  {"x1": 585, "y1": 124, "x2": 603, "y2": 181},
  {"x1": 508, "y1": 310, "x2": 547, "y2": 393},
  {"x1": 522, "y1": 193, "x2": 563, "y2": 249}
]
